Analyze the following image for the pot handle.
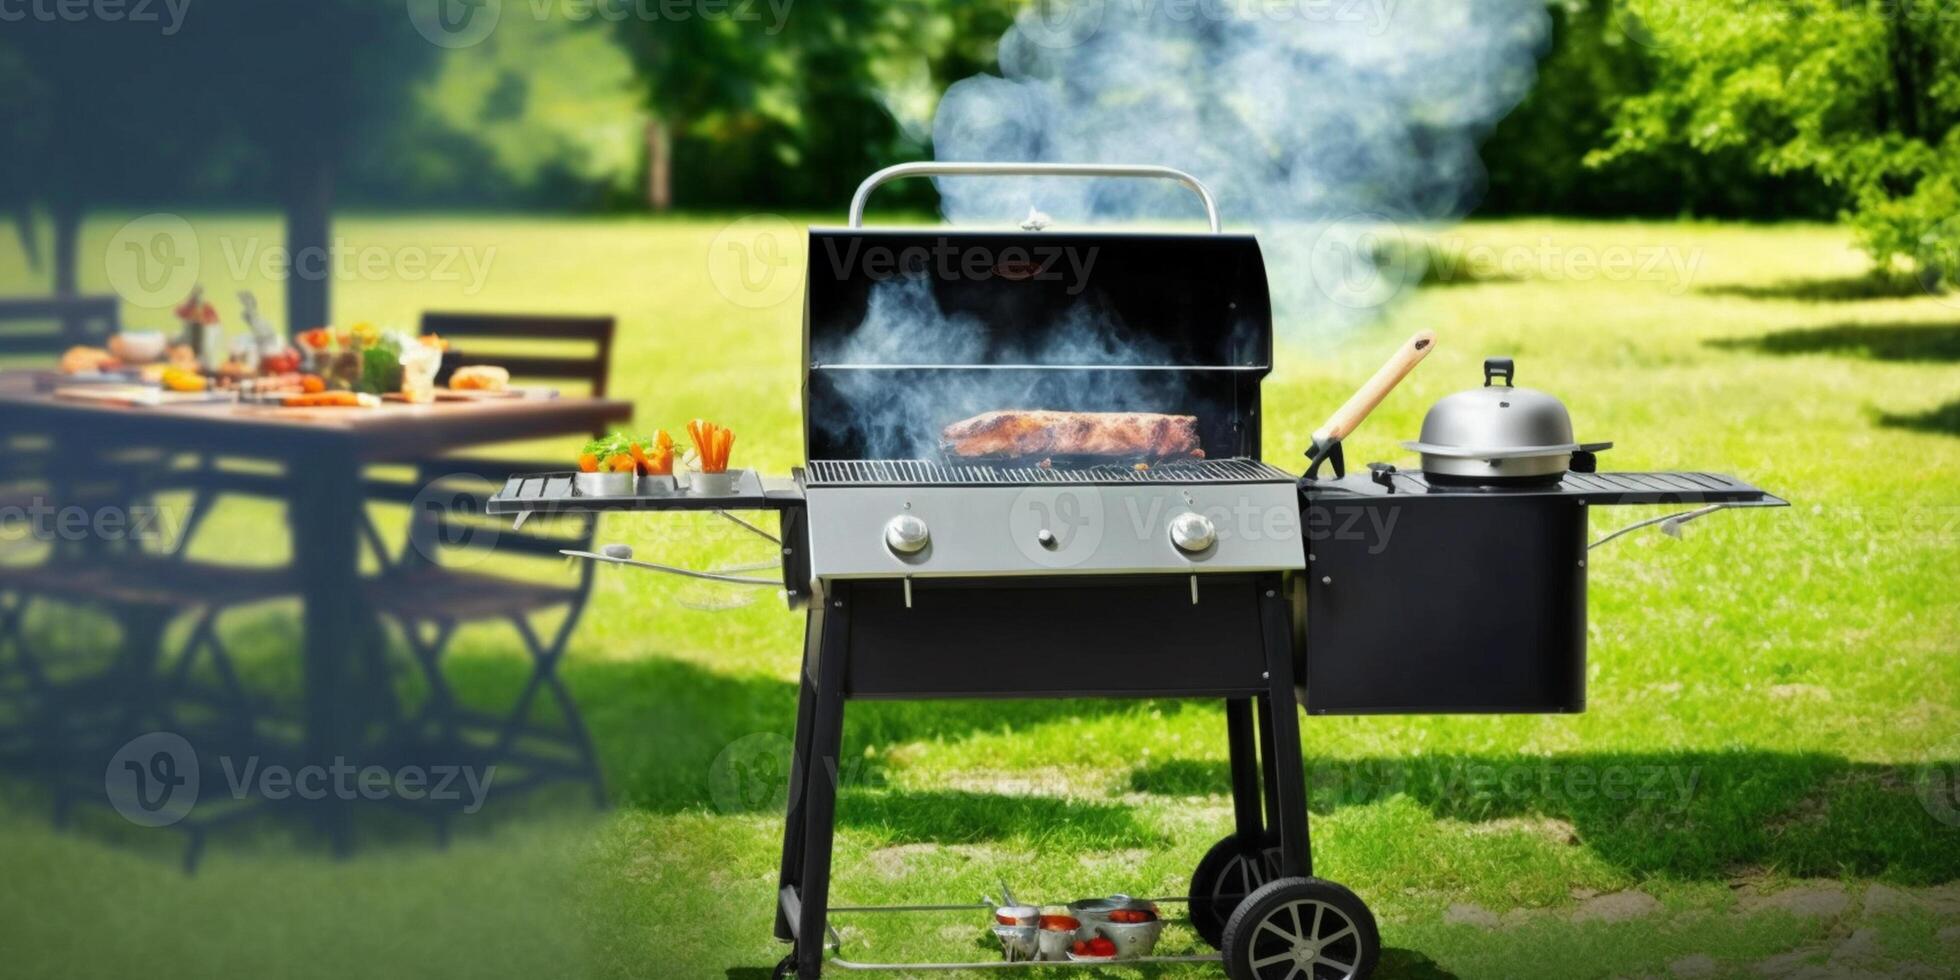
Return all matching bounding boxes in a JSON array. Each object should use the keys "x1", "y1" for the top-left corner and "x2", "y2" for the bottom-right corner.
[
  {"x1": 1311, "y1": 330, "x2": 1437, "y2": 446},
  {"x1": 1484, "y1": 357, "x2": 1515, "y2": 387},
  {"x1": 848, "y1": 161, "x2": 1222, "y2": 233}
]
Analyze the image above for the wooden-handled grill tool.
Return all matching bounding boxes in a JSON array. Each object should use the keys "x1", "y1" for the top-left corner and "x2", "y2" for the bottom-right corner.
[{"x1": 1305, "y1": 329, "x2": 1436, "y2": 480}]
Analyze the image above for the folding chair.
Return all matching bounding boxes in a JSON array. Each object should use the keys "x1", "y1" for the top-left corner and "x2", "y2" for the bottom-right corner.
[{"x1": 362, "y1": 459, "x2": 607, "y2": 815}]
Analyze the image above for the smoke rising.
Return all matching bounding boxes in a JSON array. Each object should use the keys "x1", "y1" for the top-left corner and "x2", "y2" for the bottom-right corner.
[
  {"x1": 814, "y1": 275, "x2": 1196, "y2": 458},
  {"x1": 930, "y1": 0, "x2": 1552, "y2": 335}
]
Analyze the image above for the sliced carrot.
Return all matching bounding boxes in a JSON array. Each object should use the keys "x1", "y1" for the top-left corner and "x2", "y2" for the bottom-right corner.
[{"x1": 578, "y1": 453, "x2": 599, "y2": 473}]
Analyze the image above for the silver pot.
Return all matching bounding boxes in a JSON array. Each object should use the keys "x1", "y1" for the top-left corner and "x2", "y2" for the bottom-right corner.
[{"x1": 1402, "y1": 357, "x2": 1610, "y2": 484}]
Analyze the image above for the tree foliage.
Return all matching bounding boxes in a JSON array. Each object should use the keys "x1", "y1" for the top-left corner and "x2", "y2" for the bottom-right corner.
[
  {"x1": 1481, "y1": 0, "x2": 1837, "y2": 218},
  {"x1": 1592, "y1": 0, "x2": 1960, "y2": 281},
  {"x1": 611, "y1": 0, "x2": 1020, "y2": 209}
]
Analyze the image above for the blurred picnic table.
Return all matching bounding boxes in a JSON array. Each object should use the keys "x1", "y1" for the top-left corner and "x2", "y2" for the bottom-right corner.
[{"x1": 0, "y1": 369, "x2": 630, "y2": 851}]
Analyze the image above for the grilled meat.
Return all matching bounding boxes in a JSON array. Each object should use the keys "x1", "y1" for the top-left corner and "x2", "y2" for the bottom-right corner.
[{"x1": 941, "y1": 410, "x2": 1202, "y2": 460}]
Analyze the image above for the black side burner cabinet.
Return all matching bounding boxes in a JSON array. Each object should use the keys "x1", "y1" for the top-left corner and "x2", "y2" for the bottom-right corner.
[{"x1": 1299, "y1": 356, "x2": 1785, "y2": 715}]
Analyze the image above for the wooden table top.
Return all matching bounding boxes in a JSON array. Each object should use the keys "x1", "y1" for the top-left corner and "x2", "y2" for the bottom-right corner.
[{"x1": 0, "y1": 371, "x2": 633, "y2": 459}]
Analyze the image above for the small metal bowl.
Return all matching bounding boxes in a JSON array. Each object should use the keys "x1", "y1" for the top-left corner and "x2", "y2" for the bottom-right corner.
[
  {"x1": 689, "y1": 469, "x2": 740, "y2": 496},
  {"x1": 1035, "y1": 915, "x2": 1081, "y2": 961},
  {"x1": 638, "y1": 474, "x2": 678, "y2": 496},
  {"x1": 1090, "y1": 917, "x2": 1164, "y2": 959},
  {"x1": 574, "y1": 471, "x2": 636, "y2": 497},
  {"x1": 991, "y1": 924, "x2": 1038, "y2": 962},
  {"x1": 1065, "y1": 895, "x2": 1156, "y2": 928}
]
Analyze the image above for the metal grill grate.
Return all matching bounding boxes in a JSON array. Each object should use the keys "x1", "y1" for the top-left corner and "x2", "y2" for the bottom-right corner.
[{"x1": 804, "y1": 457, "x2": 1295, "y2": 488}]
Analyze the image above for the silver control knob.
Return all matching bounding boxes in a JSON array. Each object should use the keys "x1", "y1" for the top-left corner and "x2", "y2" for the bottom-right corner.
[
  {"x1": 884, "y1": 514, "x2": 930, "y2": 555},
  {"x1": 1169, "y1": 512, "x2": 1216, "y2": 554}
]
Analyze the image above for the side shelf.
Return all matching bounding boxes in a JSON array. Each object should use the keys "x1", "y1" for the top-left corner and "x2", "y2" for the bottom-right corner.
[{"x1": 484, "y1": 468, "x2": 803, "y2": 515}]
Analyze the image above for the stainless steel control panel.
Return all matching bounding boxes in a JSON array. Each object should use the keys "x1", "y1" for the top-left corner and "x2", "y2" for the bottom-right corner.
[{"x1": 805, "y1": 483, "x2": 1306, "y2": 580}]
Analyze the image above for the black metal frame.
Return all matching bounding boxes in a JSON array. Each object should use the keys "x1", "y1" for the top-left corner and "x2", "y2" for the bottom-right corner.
[{"x1": 772, "y1": 572, "x2": 1309, "y2": 979}]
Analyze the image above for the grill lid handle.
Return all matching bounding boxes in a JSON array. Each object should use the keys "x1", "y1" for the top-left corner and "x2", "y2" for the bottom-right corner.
[{"x1": 848, "y1": 162, "x2": 1222, "y2": 233}]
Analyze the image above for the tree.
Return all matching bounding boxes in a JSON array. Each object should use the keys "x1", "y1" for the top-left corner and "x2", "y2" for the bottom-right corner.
[
  {"x1": 1592, "y1": 0, "x2": 1960, "y2": 283},
  {"x1": 612, "y1": 0, "x2": 1020, "y2": 210},
  {"x1": 0, "y1": 2, "x2": 443, "y2": 327}
]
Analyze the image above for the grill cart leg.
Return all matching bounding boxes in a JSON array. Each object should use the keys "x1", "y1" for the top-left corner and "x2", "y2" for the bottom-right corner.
[
  {"x1": 1256, "y1": 697, "x2": 1282, "y2": 836},
  {"x1": 1227, "y1": 699, "x2": 1266, "y2": 845},
  {"x1": 775, "y1": 613, "x2": 823, "y2": 943},
  {"x1": 1187, "y1": 699, "x2": 1287, "y2": 948},
  {"x1": 794, "y1": 593, "x2": 851, "y2": 980},
  {"x1": 1256, "y1": 577, "x2": 1312, "y2": 879}
]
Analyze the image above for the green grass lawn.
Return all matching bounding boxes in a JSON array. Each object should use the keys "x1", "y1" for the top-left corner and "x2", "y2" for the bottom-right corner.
[{"x1": 1, "y1": 214, "x2": 1957, "y2": 979}]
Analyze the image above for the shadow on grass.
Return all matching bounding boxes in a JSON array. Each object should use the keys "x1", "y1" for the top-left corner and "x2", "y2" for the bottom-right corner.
[
  {"x1": 537, "y1": 652, "x2": 1169, "y2": 815},
  {"x1": 1706, "y1": 321, "x2": 1960, "y2": 362},
  {"x1": 1878, "y1": 399, "x2": 1960, "y2": 437},
  {"x1": 836, "y1": 788, "x2": 1160, "y2": 847},
  {"x1": 1698, "y1": 274, "x2": 1934, "y2": 302},
  {"x1": 1129, "y1": 753, "x2": 1960, "y2": 884}
]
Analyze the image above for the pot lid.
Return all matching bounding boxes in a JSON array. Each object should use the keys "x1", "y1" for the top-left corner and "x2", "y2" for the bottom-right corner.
[{"x1": 1400, "y1": 357, "x2": 1612, "y2": 458}]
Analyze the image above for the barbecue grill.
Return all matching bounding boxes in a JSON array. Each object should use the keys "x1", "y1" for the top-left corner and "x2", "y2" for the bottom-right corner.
[{"x1": 484, "y1": 162, "x2": 1785, "y2": 980}]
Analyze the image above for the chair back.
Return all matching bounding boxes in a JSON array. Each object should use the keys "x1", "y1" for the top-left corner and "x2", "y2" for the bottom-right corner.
[
  {"x1": 0, "y1": 295, "x2": 120, "y2": 366},
  {"x1": 421, "y1": 312, "x2": 617, "y2": 403}
]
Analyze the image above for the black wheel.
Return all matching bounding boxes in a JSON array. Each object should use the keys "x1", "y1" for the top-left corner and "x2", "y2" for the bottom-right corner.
[
  {"x1": 1188, "y1": 832, "x2": 1284, "y2": 949},
  {"x1": 1221, "y1": 877, "x2": 1379, "y2": 980},
  {"x1": 770, "y1": 950, "x2": 797, "y2": 980}
]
